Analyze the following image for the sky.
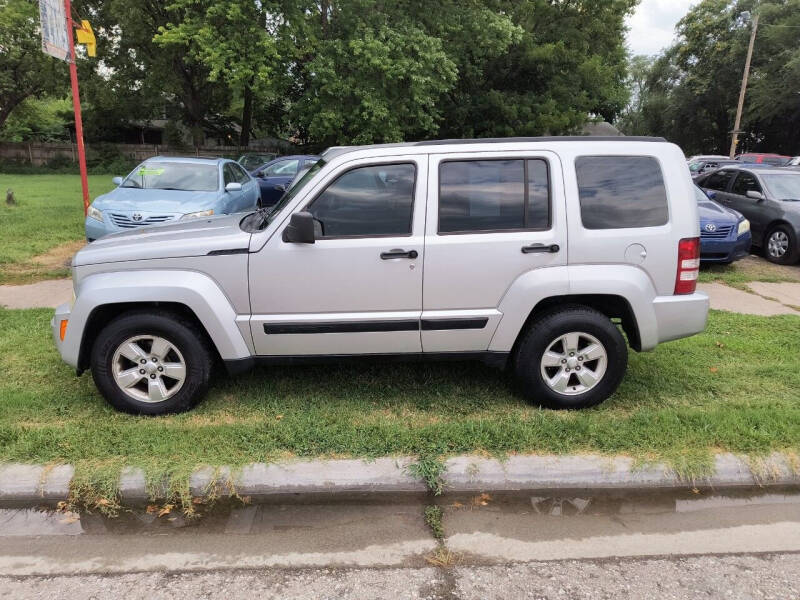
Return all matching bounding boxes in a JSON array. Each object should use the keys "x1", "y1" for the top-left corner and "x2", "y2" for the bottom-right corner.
[{"x1": 626, "y1": 0, "x2": 695, "y2": 56}]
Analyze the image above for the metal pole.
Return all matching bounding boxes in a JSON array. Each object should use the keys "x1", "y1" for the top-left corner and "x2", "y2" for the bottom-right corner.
[
  {"x1": 64, "y1": 0, "x2": 90, "y2": 214},
  {"x1": 729, "y1": 13, "x2": 759, "y2": 159}
]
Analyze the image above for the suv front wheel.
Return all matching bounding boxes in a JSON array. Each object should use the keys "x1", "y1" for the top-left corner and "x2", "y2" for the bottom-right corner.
[
  {"x1": 90, "y1": 311, "x2": 213, "y2": 415},
  {"x1": 514, "y1": 305, "x2": 628, "y2": 409}
]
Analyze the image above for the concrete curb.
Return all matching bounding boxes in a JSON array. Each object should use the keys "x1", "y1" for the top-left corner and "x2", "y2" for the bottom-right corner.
[{"x1": 0, "y1": 453, "x2": 797, "y2": 505}]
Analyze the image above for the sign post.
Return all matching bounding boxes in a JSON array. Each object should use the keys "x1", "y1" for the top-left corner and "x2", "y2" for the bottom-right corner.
[{"x1": 38, "y1": 0, "x2": 90, "y2": 214}]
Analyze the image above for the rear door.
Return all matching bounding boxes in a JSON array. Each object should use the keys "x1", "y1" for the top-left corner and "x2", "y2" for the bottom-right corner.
[{"x1": 422, "y1": 150, "x2": 566, "y2": 352}]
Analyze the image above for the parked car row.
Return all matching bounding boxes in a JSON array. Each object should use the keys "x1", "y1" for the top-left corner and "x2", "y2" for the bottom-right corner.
[{"x1": 696, "y1": 165, "x2": 800, "y2": 264}]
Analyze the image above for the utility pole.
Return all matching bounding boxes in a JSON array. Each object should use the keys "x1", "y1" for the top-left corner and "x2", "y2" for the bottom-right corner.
[
  {"x1": 729, "y1": 12, "x2": 759, "y2": 159},
  {"x1": 64, "y1": 0, "x2": 90, "y2": 214}
]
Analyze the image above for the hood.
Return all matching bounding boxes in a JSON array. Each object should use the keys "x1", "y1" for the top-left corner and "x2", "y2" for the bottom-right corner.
[
  {"x1": 74, "y1": 213, "x2": 252, "y2": 267},
  {"x1": 697, "y1": 199, "x2": 741, "y2": 224},
  {"x1": 93, "y1": 187, "x2": 219, "y2": 213}
]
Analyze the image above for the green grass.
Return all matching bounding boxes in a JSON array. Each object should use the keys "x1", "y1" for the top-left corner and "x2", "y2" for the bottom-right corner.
[
  {"x1": 0, "y1": 308, "x2": 799, "y2": 505},
  {"x1": 0, "y1": 174, "x2": 115, "y2": 284},
  {"x1": 698, "y1": 256, "x2": 800, "y2": 290}
]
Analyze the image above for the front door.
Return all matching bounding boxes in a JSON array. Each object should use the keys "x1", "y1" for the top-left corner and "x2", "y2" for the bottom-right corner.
[
  {"x1": 728, "y1": 170, "x2": 770, "y2": 242},
  {"x1": 249, "y1": 155, "x2": 427, "y2": 356}
]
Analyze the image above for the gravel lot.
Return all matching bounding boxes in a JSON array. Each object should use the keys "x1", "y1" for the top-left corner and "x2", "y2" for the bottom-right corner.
[{"x1": 1, "y1": 554, "x2": 798, "y2": 600}]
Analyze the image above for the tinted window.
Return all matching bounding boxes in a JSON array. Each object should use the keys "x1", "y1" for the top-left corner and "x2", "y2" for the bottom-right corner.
[
  {"x1": 438, "y1": 159, "x2": 550, "y2": 233},
  {"x1": 575, "y1": 156, "x2": 668, "y2": 229},
  {"x1": 703, "y1": 169, "x2": 736, "y2": 192},
  {"x1": 307, "y1": 164, "x2": 415, "y2": 237},
  {"x1": 223, "y1": 163, "x2": 237, "y2": 185},
  {"x1": 731, "y1": 172, "x2": 761, "y2": 196}
]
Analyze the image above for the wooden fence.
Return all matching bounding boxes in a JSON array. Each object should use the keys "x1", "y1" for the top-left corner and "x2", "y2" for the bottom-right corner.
[{"x1": 0, "y1": 142, "x2": 286, "y2": 167}]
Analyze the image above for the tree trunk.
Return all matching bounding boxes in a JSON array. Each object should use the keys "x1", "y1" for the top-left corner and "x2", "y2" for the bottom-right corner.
[
  {"x1": 240, "y1": 83, "x2": 253, "y2": 147},
  {"x1": 0, "y1": 96, "x2": 23, "y2": 130}
]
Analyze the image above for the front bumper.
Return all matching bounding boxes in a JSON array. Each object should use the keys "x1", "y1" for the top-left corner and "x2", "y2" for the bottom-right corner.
[
  {"x1": 51, "y1": 302, "x2": 77, "y2": 369},
  {"x1": 700, "y1": 232, "x2": 752, "y2": 263}
]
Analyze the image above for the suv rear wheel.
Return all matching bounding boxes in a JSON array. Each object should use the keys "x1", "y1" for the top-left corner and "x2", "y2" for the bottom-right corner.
[
  {"x1": 514, "y1": 305, "x2": 627, "y2": 409},
  {"x1": 90, "y1": 311, "x2": 213, "y2": 415}
]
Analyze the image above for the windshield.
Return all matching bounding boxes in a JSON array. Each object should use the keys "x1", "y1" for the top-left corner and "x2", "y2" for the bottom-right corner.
[
  {"x1": 762, "y1": 174, "x2": 800, "y2": 201},
  {"x1": 264, "y1": 159, "x2": 326, "y2": 225},
  {"x1": 121, "y1": 162, "x2": 219, "y2": 192}
]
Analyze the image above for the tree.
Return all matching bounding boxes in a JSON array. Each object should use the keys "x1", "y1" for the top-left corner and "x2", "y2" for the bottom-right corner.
[
  {"x1": 154, "y1": 0, "x2": 279, "y2": 146},
  {"x1": 0, "y1": 0, "x2": 67, "y2": 129},
  {"x1": 624, "y1": 0, "x2": 800, "y2": 155},
  {"x1": 78, "y1": 0, "x2": 233, "y2": 146}
]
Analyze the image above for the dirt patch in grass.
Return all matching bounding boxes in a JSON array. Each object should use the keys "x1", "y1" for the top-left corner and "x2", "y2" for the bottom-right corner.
[{"x1": 0, "y1": 240, "x2": 83, "y2": 284}]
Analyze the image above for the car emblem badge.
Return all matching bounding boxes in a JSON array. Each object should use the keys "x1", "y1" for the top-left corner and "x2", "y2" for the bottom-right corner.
[
  {"x1": 132, "y1": 213, "x2": 143, "y2": 222},
  {"x1": 704, "y1": 223, "x2": 716, "y2": 232}
]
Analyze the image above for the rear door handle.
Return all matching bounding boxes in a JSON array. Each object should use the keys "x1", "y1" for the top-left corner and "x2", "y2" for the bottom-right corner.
[
  {"x1": 380, "y1": 248, "x2": 418, "y2": 260},
  {"x1": 521, "y1": 243, "x2": 560, "y2": 254}
]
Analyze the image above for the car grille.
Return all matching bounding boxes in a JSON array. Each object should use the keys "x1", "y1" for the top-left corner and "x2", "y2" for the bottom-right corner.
[
  {"x1": 701, "y1": 225, "x2": 732, "y2": 239},
  {"x1": 109, "y1": 213, "x2": 175, "y2": 229}
]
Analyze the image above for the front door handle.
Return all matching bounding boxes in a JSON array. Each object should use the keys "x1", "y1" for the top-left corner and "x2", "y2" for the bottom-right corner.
[
  {"x1": 380, "y1": 248, "x2": 418, "y2": 260},
  {"x1": 521, "y1": 243, "x2": 560, "y2": 254}
]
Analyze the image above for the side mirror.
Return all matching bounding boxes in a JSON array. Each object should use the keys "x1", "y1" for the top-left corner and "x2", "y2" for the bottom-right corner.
[
  {"x1": 746, "y1": 190, "x2": 764, "y2": 201},
  {"x1": 225, "y1": 182, "x2": 242, "y2": 193},
  {"x1": 273, "y1": 184, "x2": 286, "y2": 192},
  {"x1": 112, "y1": 176, "x2": 123, "y2": 186},
  {"x1": 256, "y1": 170, "x2": 264, "y2": 178},
  {"x1": 282, "y1": 211, "x2": 316, "y2": 244},
  {"x1": 706, "y1": 190, "x2": 717, "y2": 199}
]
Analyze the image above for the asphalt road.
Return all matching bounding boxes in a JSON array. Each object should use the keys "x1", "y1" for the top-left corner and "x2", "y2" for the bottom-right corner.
[{"x1": 1, "y1": 488, "x2": 799, "y2": 599}]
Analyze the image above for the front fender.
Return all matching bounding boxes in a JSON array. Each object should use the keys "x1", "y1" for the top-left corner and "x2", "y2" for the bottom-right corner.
[{"x1": 61, "y1": 270, "x2": 252, "y2": 369}]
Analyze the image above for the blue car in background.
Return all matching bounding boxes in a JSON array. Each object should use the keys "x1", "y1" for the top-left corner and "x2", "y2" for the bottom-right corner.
[
  {"x1": 251, "y1": 154, "x2": 320, "y2": 208},
  {"x1": 85, "y1": 157, "x2": 260, "y2": 241},
  {"x1": 695, "y1": 185, "x2": 751, "y2": 263}
]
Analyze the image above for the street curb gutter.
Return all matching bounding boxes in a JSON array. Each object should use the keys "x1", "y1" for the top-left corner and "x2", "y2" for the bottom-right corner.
[{"x1": 0, "y1": 453, "x2": 797, "y2": 505}]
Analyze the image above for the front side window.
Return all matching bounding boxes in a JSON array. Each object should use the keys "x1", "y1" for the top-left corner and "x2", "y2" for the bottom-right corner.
[
  {"x1": 223, "y1": 163, "x2": 237, "y2": 185},
  {"x1": 704, "y1": 169, "x2": 736, "y2": 191},
  {"x1": 121, "y1": 161, "x2": 219, "y2": 192},
  {"x1": 438, "y1": 159, "x2": 550, "y2": 233},
  {"x1": 306, "y1": 163, "x2": 416, "y2": 237},
  {"x1": 576, "y1": 156, "x2": 668, "y2": 229},
  {"x1": 731, "y1": 172, "x2": 761, "y2": 196},
  {"x1": 233, "y1": 164, "x2": 251, "y2": 184}
]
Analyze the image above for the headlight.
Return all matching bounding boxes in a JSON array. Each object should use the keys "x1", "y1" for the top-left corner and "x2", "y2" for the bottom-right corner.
[
  {"x1": 181, "y1": 209, "x2": 214, "y2": 220},
  {"x1": 738, "y1": 219, "x2": 750, "y2": 236},
  {"x1": 87, "y1": 205, "x2": 103, "y2": 222}
]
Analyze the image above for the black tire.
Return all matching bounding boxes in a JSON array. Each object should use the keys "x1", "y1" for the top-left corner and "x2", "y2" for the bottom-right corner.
[
  {"x1": 90, "y1": 310, "x2": 213, "y2": 415},
  {"x1": 513, "y1": 305, "x2": 628, "y2": 410},
  {"x1": 763, "y1": 224, "x2": 799, "y2": 265}
]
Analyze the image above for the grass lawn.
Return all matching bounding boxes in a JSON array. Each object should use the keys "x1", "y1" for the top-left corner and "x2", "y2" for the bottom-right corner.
[
  {"x1": 699, "y1": 255, "x2": 800, "y2": 289},
  {"x1": 0, "y1": 307, "x2": 799, "y2": 506},
  {"x1": 0, "y1": 174, "x2": 115, "y2": 284}
]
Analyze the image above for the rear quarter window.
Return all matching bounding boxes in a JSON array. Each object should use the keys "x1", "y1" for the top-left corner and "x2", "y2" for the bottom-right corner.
[{"x1": 575, "y1": 156, "x2": 669, "y2": 229}]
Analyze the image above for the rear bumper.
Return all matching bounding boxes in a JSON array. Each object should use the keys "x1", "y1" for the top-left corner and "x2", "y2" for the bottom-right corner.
[{"x1": 650, "y1": 292, "x2": 710, "y2": 347}]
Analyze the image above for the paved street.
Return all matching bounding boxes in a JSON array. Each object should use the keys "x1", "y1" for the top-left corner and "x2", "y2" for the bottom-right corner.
[{"x1": 1, "y1": 488, "x2": 799, "y2": 598}]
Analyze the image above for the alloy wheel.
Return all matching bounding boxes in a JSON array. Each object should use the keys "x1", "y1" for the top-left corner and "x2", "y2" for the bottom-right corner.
[
  {"x1": 767, "y1": 230, "x2": 789, "y2": 258},
  {"x1": 111, "y1": 335, "x2": 187, "y2": 403},
  {"x1": 539, "y1": 331, "x2": 608, "y2": 396}
]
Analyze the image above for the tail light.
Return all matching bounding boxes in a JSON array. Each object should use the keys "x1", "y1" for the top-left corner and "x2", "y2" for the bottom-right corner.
[{"x1": 674, "y1": 237, "x2": 700, "y2": 295}]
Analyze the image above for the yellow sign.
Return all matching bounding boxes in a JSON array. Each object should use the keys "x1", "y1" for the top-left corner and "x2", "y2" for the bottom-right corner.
[{"x1": 75, "y1": 20, "x2": 96, "y2": 57}]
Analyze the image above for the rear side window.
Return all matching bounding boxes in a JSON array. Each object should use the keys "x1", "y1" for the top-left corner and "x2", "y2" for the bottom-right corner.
[
  {"x1": 306, "y1": 163, "x2": 416, "y2": 237},
  {"x1": 704, "y1": 170, "x2": 736, "y2": 191},
  {"x1": 575, "y1": 156, "x2": 668, "y2": 229},
  {"x1": 438, "y1": 159, "x2": 550, "y2": 233}
]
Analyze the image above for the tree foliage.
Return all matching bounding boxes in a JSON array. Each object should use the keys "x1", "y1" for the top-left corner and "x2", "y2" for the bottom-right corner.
[
  {"x1": 0, "y1": 0, "x2": 66, "y2": 129},
  {"x1": 618, "y1": 0, "x2": 800, "y2": 155}
]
